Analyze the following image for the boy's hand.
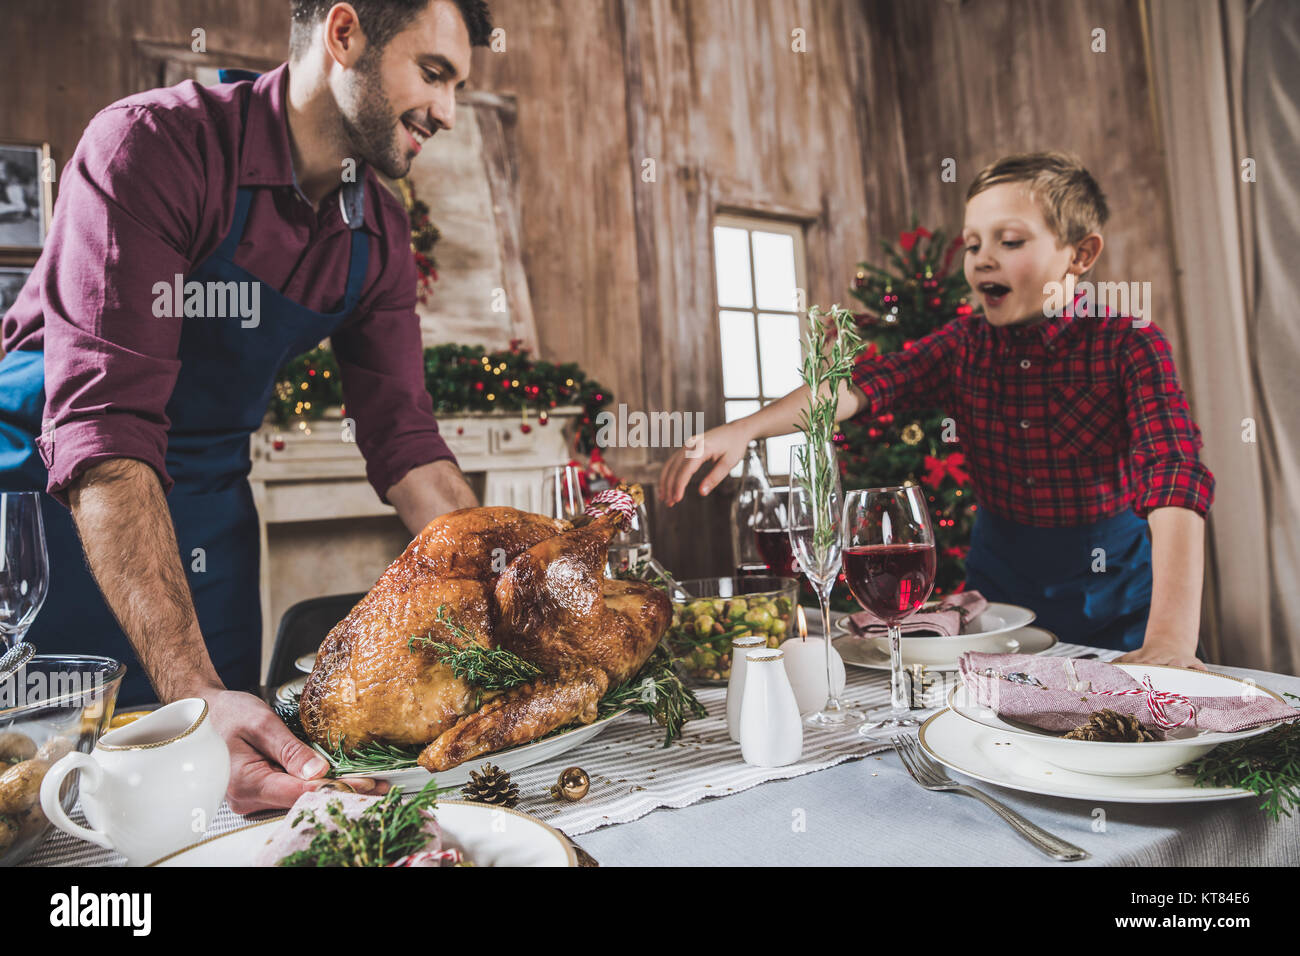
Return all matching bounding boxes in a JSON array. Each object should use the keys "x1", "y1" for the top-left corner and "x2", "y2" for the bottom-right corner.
[
  {"x1": 658, "y1": 422, "x2": 751, "y2": 507},
  {"x1": 1116, "y1": 635, "x2": 1206, "y2": 671}
]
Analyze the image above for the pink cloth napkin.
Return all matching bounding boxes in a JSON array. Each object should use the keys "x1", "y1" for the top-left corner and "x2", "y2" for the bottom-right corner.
[
  {"x1": 959, "y1": 652, "x2": 1299, "y2": 739},
  {"x1": 847, "y1": 590, "x2": 989, "y2": 638}
]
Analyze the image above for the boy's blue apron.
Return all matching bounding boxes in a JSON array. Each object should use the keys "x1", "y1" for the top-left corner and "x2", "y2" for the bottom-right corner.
[
  {"x1": 0, "y1": 114, "x2": 370, "y2": 705},
  {"x1": 963, "y1": 507, "x2": 1153, "y2": 651}
]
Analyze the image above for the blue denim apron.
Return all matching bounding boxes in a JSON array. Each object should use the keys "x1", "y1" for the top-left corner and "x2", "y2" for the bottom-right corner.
[
  {"x1": 963, "y1": 507, "x2": 1153, "y2": 651},
  {"x1": 0, "y1": 107, "x2": 370, "y2": 704}
]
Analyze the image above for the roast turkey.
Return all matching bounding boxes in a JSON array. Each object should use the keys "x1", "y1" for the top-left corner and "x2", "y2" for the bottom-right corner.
[{"x1": 298, "y1": 502, "x2": 671, "y2": 771}]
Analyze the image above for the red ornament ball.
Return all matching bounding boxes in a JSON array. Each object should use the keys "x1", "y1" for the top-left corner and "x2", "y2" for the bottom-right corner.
[
  {"x1": 520, "y1": 423, "x2": 532, "y2": 434},
  {"x1": 273, "y1": 438, "x2": 285, "y2": 451}
]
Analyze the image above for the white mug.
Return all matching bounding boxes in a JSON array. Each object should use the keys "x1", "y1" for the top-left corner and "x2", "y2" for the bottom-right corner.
[{"x1": 40, "y1": 698, "x2": 230, "y2": 866}]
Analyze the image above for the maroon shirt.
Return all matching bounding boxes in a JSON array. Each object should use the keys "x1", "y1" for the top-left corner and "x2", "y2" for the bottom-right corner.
[
  {"x1": 2, "y1": 63, "x2": 456, "y2": 504},
  {"x1": 850, "y1": 300, "x2": 1215, "y2": 526}
]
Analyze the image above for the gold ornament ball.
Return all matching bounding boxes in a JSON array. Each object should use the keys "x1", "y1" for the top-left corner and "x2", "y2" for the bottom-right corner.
[
  {"x1": 551, "y1": 766, "x2": 590, "y2": 801},
  {"x1": 901, "y1": 422, "x2": 924, "y2": 445}
]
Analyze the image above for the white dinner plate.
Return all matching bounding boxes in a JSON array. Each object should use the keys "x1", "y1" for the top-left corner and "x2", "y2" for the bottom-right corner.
[
  {"x1": 294, "y1": 653, "x2": 317, "y2": 674},
  {"x1": 149, "y1": 800, "x2": 577, "y2": 866},
  {"x1": 834, "y1": 625, "x2": 1057, "y2": 672},
  {"x1": 274, "y1": 676, "x2": 307, "y2": 704},
  {"x1": 949, "y1": 663, "x2": 1286, "y2": 776},
  {"x1": 336, "y1": 710, "x2": 627, "y2": 790},
  {"x1": 917, "y1": 709, "x2": 1257, "y2": 804}
]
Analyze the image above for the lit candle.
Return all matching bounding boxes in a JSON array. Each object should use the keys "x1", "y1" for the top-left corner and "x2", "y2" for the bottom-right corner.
[{"x1": 796, "y1": 604, "x2": 807, "y2": 642}]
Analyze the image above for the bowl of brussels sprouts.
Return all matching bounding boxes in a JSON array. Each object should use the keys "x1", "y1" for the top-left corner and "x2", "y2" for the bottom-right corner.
[
  {"x1": 0, "y1": 655, "x2": 125, "y2": 865},
  {"x1": 667, "y1": 576, "x2": 800, "y2": 684}
]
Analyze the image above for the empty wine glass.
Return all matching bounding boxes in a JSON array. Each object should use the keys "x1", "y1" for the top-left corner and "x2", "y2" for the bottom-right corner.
[
  {"x1": 607, "y1": 500, "x2": 652, "y2": 575},
  {"x1": 788, "y1": 442, "x2": 864, "y2": 728},
  {"x1": 842, "y1": 485, "x2": 936, "y2": 736},
  {"x1": 0, "y1": 492, "x2": 49, "y2": 653},
  {"x1": 541, "y1": 464, "x2": 586, "y2": 521}
]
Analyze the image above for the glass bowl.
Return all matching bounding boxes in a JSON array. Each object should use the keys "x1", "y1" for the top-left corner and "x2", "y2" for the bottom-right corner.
[
  {"x1": 667, "y1": 576, "x2": 799, "y2": 684},
  {"x1": 0, "y1": 655, "x2": 125, "y2": 866}
]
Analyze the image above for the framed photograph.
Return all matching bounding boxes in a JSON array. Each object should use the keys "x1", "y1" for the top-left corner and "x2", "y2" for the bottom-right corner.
[
  {"x1": 0, "y1": 266, "x2": 32, "y2": 315},
  {"x1": 0, "y1": 141, "x2": 53, "y2": 256}
]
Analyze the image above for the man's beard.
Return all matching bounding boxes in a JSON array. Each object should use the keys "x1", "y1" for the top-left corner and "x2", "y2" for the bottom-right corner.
[{"x1": 338, "y1": 50, "x2": 410, "y2": 180}]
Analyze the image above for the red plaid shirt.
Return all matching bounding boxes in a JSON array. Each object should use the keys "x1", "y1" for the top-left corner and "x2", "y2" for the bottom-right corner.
[{"x1": 850, "y1": 305, "x2": 1215, "y2": 527}]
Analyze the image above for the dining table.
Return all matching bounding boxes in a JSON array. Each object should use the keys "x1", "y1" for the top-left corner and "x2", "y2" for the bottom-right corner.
[{"x1": 22, "y1": 612, "x2": 1300, "y2": 868}]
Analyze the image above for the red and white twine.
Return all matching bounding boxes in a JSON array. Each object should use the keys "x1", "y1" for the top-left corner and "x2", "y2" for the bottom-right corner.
[
  {"x1": 1095, "y1": 675, "x2": 1197, "y2": 730},
  {"x1": 584, "y1": 488, "x2": 637, "y2": 524}
]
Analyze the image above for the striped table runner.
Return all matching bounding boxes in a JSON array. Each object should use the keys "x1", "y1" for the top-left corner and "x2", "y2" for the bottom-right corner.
[{"x1": 25, "y1": 632, "x2": 1107, "y2": 866}]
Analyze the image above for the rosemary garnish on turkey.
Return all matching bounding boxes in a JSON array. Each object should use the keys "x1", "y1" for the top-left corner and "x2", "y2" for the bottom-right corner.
[{"x1": 408, "y1": 604, "x2": 542, "y2": 691}]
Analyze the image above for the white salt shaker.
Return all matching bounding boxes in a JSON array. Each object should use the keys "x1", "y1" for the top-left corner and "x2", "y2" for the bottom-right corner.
[
  {"x1": 739, "y1": 647, "x2": 803, "y2": 767},
  {"x1": 726, "y1": 634, "x2": 768, "y2": 742}
]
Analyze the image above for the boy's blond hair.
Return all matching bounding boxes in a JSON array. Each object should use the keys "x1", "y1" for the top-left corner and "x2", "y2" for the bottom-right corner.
[{"x1": 967, "y1": 152, "x2": 1109, "y2": 247}]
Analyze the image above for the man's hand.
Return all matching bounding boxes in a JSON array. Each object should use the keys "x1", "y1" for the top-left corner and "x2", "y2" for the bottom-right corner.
[
  {"x1": 197, "y1": 687, "x2": 386, "y2": 814},
  {"x1": 1116, "y1": 635, "x2": 1206, "y2": 671},
  {"x1": 658, "y1": 421, "x2": 751, "y2": 507}
]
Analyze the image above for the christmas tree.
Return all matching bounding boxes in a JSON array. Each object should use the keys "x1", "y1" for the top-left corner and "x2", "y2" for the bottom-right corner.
[{"x1": 836, "y1": 224, "x2": 980, "y2": 598}]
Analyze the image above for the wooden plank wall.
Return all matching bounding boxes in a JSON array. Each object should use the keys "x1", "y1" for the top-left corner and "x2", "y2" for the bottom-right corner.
[
  {"x1": 2, "y1": 0, "x2": 290, "y2": 176},
  {"x1": 0, "y1": 0, "x2": 1181, "y2": 582}
]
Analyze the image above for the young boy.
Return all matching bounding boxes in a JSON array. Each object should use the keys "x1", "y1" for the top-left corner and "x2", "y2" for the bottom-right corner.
[{"x1": 660, "y1": 152, "x2": 1212, "y2": 669}]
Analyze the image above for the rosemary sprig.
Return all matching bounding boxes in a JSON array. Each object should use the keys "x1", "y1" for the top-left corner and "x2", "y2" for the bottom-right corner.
[
  {"x1": 795, "y1": 305, "x2": 866, "y2": 557},
  {"x1": 315, "y1": 734, "x2": 424, "y2": 775},
  {"x1": 600, "y1": 643, "x2": 708, "y2": 747},
  {"x1": 408, "y1": 604, "x2": 541, "y2": 692},
  {"x1": 276, "y1": 778, "x2": 457, "y2": 867},
  {"x1": 1179, "y1": 718, "x2": 1300, "y2": 821}
]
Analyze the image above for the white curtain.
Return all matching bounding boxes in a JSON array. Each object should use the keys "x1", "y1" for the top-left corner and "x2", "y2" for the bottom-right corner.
[{"x1": 1145, "y1": 0, "x2": 1299, "y2": 673}]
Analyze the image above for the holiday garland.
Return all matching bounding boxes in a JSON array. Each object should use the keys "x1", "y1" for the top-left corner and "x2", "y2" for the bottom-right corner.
[
  {"x1": 839, "y1": 223, "x2": 980, "y2": 597},
  {"x1": 268, "y1": 339, "x2": 614, "y2": 453}
]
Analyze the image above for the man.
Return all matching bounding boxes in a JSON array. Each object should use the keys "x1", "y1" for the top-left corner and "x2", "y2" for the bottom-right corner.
[{"x1": 0, "y1": 0, "x2": 491, "y2": 813}]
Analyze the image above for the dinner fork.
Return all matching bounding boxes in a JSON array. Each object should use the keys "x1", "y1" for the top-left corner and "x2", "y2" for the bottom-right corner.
[{"x1": 893, "y1": 735, "x2": 1090, "y2": 861}]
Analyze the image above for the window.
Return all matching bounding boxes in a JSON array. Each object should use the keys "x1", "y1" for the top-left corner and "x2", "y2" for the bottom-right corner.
[{"x1": 712, "y1": 214, "x2": 807, "y2": 476}]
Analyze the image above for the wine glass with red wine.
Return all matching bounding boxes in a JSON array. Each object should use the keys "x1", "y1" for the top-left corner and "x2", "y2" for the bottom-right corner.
[
  {"x1": 740, "y1": 486, "x2": 800, "y2": 579},
  {"x1": 788, "y1": 443, "x2": 865, "y2": 728},
  {"x1": 842, "y1": 485, "x2": 936, "y2": 735}
]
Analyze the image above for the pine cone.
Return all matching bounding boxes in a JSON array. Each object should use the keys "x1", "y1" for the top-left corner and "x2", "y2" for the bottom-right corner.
[
  {"x1": 1063, "y1": 709, "x2": 1159, "y2": 742},
  {"x1": 460, "y1": 763, "x2": 520, "y2": 807}
]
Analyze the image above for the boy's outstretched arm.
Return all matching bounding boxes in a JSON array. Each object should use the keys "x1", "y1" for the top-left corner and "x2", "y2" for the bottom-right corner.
[
  {"x1": 657, "y1": 380, "x2": 868, "y2": 507},
  {"x1": 1118, "y1": 506, "x2": 1207, "y2": 670}
]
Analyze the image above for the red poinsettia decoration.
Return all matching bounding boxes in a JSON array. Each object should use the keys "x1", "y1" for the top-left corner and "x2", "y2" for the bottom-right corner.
[
  {"x1": 899, "y1": 226, "x2": 932, "y2": 252},
  {"x1": 923, "y1": 453, "x2": 970, "y2": 488}
]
